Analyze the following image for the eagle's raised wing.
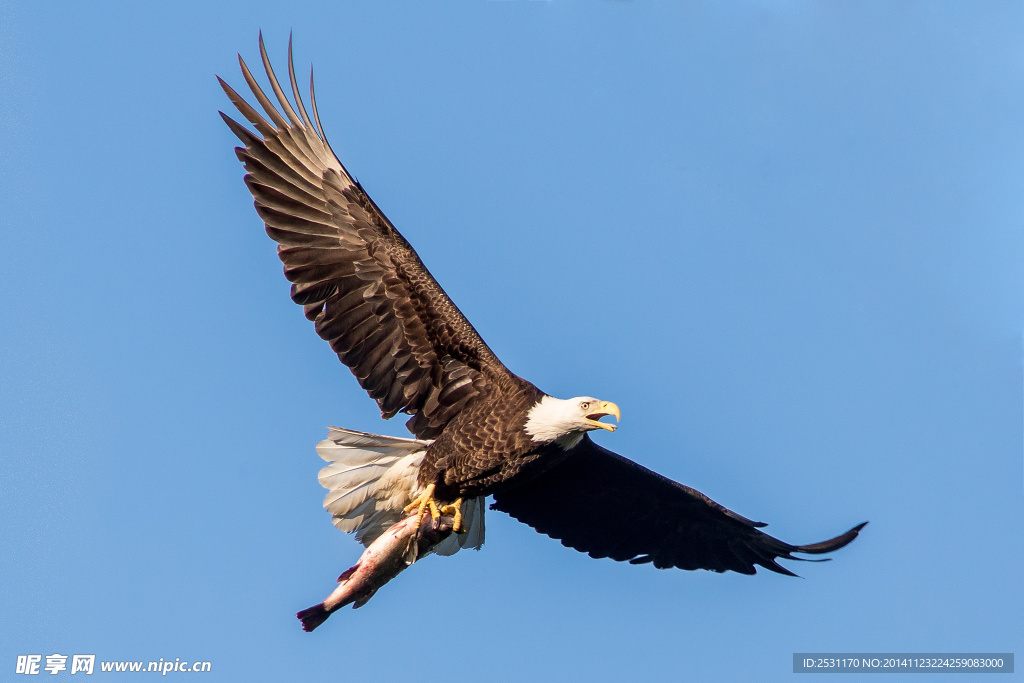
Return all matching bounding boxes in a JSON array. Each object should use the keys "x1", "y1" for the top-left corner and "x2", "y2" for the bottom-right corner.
[
  {"x1": 219, "y1": 36, "x2": 510, "y2": 439},
  {"x1": 491, "y1": 435, "x2": 866, "y2": 575}
]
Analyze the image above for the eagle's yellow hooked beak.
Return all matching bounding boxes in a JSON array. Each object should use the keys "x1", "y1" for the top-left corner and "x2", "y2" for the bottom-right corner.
[{"x1": 585, "y1": 401, "x2": 621, "y2": 432}]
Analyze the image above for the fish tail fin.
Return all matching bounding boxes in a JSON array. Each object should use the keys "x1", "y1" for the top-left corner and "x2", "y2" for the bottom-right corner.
[{"x1": 296, "y1": 603, "x2": 331, "y2": 632}]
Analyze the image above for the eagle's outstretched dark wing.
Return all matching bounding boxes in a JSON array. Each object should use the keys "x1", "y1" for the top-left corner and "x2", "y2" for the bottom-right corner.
[
  {"x1": 491, "y1": 435, "x2": 866, "y2": 575},
  {"x1": 219, "y1": 36, "x2": 510, "y2": 439}
]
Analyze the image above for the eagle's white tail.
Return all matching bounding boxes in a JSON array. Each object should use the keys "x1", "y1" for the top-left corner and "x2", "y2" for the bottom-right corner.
[{"x1": 315, "y1": 427, "x2": 484, "y2": 555}]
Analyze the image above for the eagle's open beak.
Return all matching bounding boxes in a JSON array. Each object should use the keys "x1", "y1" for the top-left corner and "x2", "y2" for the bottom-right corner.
[{"x1": 586, "y1": 401, "x2": 621, "y2": 432}]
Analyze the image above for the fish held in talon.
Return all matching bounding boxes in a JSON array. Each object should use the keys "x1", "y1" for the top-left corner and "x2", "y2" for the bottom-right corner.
[{"x1": 297, "y1": 513, "x2": 456, "y2": 632}]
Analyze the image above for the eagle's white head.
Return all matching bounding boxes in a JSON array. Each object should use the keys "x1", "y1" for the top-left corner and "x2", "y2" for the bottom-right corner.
[{"x1": 524, "y1": 395, "x2": 621, "y2": 448}]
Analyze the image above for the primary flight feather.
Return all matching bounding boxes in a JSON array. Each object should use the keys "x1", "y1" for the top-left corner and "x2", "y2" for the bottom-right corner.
[{"x1": 219, "y1": 35, "x2": 865, "y2": 620}]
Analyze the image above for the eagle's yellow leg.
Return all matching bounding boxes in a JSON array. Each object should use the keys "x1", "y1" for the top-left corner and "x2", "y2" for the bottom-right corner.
[
  {"x1": 439, "y1": 498, "x2": 464, "y2": 534},
  {"x1": 403, "y1": 487, "x2": 464, "y2": 534},
  {"x1": 404, "y1": 484, "x2": 440, "y2": 528}
]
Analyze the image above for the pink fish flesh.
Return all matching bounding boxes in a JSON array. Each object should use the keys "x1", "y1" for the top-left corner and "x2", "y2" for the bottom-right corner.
[{"x1": 297, "y1": 513, "x2": 455, "y2": 631}]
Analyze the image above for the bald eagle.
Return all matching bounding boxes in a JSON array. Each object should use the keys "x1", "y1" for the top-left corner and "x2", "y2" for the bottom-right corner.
[{"x1": 219, "y1": 36, "x2": 865, "y2": 586}]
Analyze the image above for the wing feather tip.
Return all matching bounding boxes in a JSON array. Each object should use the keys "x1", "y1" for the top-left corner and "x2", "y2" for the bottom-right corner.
[{"x1": 795, "y1": 521, "x2": 868, "y2": 555}]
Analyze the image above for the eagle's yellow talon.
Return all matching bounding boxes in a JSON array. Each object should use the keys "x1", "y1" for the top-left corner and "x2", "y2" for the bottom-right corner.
[
  {"x1": 439, "y1": 498, "x2": 464, "y2": 534},
  {"x1": 405, "y1": 487, "x2": 464, "y2": 533},
  {"x1": 404, "y1": 484, "x2": 438, "y2": 528}
]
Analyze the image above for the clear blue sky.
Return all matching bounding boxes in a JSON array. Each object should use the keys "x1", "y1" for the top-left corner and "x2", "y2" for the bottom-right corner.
[{"x1": 2, "y1": 2, "x2": 1022, "y2": 681}]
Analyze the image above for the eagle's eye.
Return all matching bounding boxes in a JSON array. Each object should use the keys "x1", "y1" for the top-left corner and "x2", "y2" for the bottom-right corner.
[{"x1": 580, "y1": 401, "x2": 591, "y2": 411}]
